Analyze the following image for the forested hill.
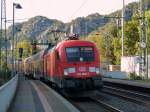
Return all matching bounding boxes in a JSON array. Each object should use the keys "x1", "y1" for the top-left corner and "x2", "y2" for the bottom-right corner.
[
  {"x1": 7, "y1": 14, "x2": 108, "y2": 42},
  {"x1": 6, "y1": 0, "x2": 150, "y2": 43}
]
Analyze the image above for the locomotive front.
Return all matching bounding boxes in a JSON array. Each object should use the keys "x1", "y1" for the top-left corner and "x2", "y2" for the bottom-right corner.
[{"x1": 57, "y1": 40, "x2": 103, "y2": 92}]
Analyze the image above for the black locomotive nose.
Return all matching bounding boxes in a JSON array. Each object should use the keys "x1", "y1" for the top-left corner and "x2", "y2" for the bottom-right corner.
[{"x1": 64, "y1": 79, "x2": 95, "y2": 90}]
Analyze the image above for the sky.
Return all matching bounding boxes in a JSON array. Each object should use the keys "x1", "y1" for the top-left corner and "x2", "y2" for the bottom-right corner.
[{"x1": 5, "y1": 0, "x2": 139, "y2": 24}]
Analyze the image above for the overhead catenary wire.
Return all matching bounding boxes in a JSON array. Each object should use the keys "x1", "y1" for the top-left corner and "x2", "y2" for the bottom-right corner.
[
  {"x1": 70, "y1": 0, "x2": 89, "y2": 21},
  {"x1": 5, "y1": 18, "x2": 30, "y2": 23}
]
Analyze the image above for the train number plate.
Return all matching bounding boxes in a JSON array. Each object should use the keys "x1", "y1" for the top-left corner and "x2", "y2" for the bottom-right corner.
[
  {"x1": 77, "y1": 73, "x2": 87, "y2": 75},
  {"x1": 79, "y1": 67, "x2": 86, "y2": 72}
]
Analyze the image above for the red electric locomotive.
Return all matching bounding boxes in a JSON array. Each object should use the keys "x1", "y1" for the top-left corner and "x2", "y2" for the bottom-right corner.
[{"x1": 24, "y1": 37, "x2": 103, "y2": 96}]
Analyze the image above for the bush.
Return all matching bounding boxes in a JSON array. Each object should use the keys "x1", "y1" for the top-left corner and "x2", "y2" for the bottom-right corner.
[
  {"x1": 0, "y1": 68, "x2": 11, "y2": 85},
  {"x1": 129, "y1": 72, "x2": 142, "y2": 80}
]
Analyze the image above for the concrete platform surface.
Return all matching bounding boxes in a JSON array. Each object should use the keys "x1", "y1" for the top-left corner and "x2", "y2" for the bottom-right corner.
[{"x1": 8, "y1": 76, "x2": 79, "y2": 112}]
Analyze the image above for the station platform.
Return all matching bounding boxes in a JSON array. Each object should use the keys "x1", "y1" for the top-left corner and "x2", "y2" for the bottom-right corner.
[
  {"x1": 103, "y1": 78, "x2": 150, "y2": 89},
  {"x1": 8, "y1": 76, "x2": 79, "y2": 112}
]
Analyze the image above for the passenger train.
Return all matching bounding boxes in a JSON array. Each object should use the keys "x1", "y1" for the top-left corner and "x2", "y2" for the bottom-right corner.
[{"x1": 24, "y1": 36, "x2": 103, "y2": 96}]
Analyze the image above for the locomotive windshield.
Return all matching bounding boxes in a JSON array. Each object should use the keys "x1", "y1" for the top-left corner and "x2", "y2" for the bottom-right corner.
[{"x1": 66, "y1": 47, "x2": 94, "y2": 62}]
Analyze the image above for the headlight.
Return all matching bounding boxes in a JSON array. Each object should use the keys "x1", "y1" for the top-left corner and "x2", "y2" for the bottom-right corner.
[
  {"x1": 64, "y1": 67, "x2": 76, "y2": 75},
  {"x1": 89, "y1": 67, "x2": 96, "y2": 72},
  {"x1": 96, "y1": 68, "x2": 100, "y2": 74},
  {"x1": 68, "y1": 67, "x2": 76, "y2": 73},
  {"x1": 64, "y1": 69, "x2": 68, "y2": 76}
]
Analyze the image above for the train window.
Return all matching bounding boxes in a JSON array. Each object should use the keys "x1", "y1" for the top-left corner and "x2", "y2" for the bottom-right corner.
[
  {"x1": 66, "y1": 47, "x2": 94, "y2": 62},
  {"x1": 66, "y1": 48, "x2": 80, "y2": 62},
  {"x1": 80, "y1": 47, "x2": 94, "y2": 62}
]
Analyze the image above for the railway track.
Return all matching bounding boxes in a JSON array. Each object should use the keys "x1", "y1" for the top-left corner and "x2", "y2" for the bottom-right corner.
[
  {"x1": 89, "y1": 97, "x2": 123, "y2": 112},
  {"x1": 103, "y1": 80, "x2": 150, "y2": 94},
  {"x1": 102, "y1": 85, "x2": 150, "y2": 108},
  {"x1": 44, "y1": 79, "x2": 150, "y2": 111},
  {"x1": 69, "y1": 97, "x2": 123, "y2": 112},
  {"x1": 43, "y1": 81, "x2": 122, "y2": 112}
]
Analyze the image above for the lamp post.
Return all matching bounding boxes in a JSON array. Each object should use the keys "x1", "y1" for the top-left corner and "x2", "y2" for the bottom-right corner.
[{"x1": 12, "y1": 3, "x2": 22, "y2": 76}]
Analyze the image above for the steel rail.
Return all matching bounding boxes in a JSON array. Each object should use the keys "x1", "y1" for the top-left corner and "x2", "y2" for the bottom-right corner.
[
  {"x1": 104, "y1": 85, "x2": 150, "y2": 99},
  {"x1": 102, "y1": 87, "x2": 150, "y2": 108},
  {"x1": 90, "y1": 97, "x2": 123, "y2": 112}
]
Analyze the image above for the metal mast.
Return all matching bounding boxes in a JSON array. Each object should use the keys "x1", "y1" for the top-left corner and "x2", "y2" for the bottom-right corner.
[
  {"x1": 0, "y1": 0, "x2": 2, "y2": 69},
  {"x1": 121, "y1": 0, "x2": 125, "y2": 56},
  {"x1": 4, "y1": 0, "x2": 7, "y2": 70},
  {"x1": 0, "y1": 0, "x2": 7, "y2": 69},
  {"x1": 140, "y1": 0, "x2": 148, "y2": 79}
]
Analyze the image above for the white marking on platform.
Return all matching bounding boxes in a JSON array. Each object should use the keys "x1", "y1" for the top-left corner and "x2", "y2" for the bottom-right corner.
[
  {"x1": 30, "y1": 81, "x2": 54, "y2": 112},
  {"x1": 39, "y1": 81, "x2": 80, "y2": 112}
]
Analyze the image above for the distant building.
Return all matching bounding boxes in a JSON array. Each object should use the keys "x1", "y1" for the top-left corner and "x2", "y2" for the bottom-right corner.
[{"x1": 121, "y1": 56, "x2": 150, "y2": 78}]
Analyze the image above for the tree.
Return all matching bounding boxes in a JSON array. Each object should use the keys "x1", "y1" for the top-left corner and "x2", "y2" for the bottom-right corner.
[
  {"x1": 112, "y1": 38, "x2": 121, "y2": 64},
  {"x1": 86, "y1": 23, "x2": 120, "y2": 64},
  {"x1": 16, "y1": 39, "x2": 32, "y2": 58},
  {"x1": 124, "y1": 19, "x2": 140, "y2": 56},
  {"x1": 86, "y1": 33, "x2": 106, "y2": 62}
]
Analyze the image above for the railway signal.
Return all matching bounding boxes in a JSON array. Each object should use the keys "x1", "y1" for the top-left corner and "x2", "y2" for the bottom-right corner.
[
  {"x1": 18, "y1": 48, "x2": 23, "y2": 58},
  {"x1": 31, "y1": 30, "x2": 67, "y2": 55},
  {"x1": 31, "y1": 40, "x2": 53, "y2": 55},
  {"x1": 32, "y1": 42, "x2": 37, "y2": 55}
]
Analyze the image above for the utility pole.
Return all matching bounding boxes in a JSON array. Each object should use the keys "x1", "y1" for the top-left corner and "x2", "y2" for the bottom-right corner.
[
  {"x1": 140, "y1": 0, "x2": 148, "y2": 79},
  {"x1": 3, "y1": 0, "x2": 7, "y2": 71},
  {"x1": 0, "y1": 0, "x2": 3, "y2": 69},
  {"x1": 0, "y1": 0, "x2": 7, "y2": 70},
  {"x1": 122, "y1": 0, "x2": 125, "y2": 56}
]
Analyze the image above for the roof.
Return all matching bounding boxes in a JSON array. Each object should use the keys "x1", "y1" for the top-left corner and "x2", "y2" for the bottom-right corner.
[{"x1": 56, "y1": 40, "x2": 95, "y2": 50}]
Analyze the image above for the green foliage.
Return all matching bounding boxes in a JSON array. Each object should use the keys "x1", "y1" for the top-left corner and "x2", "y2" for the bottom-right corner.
[
  {"x1": 86, "y1": 23, "x2": 120, "y2": 64},
  {"x1": 124, "y1": 20, "x2": 140, "y2": 56},
  {"x1": 16, "y1": 39, "x2": 32, "y2": 58},
  {"x1": 129, "y1": 72, "x2": 142, "y2": 80},
  {"x1": 112, "y1": 38, "x2": 121, "y2": 64},
  {"x1": 86, "y1": 34, "x2": 106, "y2": 61},
  {"x1": 145, "y1": 11, "x2": 150, "y2": 54},
  {"x1": 0, "y1": 68, "x2": 11, "y2": 85}
]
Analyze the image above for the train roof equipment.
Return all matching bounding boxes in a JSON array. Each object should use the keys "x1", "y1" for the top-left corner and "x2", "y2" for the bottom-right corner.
[{"x1": 67, "y1": 33, "x2": 79, "y2": 40}]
